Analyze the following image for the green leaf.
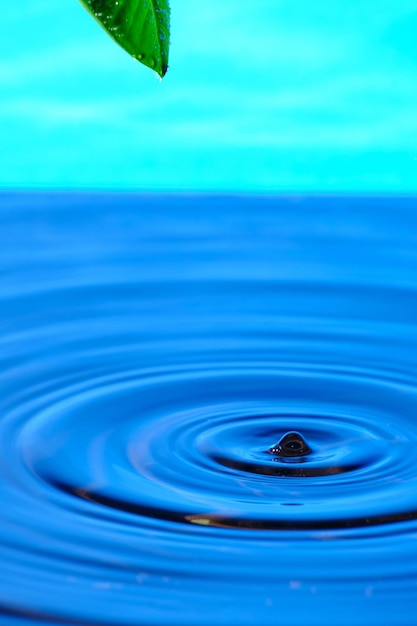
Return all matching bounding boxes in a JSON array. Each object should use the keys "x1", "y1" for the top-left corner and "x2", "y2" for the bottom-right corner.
[{"x1": 79, "y1": 0, "x2": 170, "y2": 77}]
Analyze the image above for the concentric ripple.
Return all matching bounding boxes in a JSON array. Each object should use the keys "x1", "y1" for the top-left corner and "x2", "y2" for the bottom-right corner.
[
  {"x1": 1, "y1": 192, "x2": 417, "y2": 626},
  {"x1": 19, "y1": 364, "x2": 417, "y2": 532}
]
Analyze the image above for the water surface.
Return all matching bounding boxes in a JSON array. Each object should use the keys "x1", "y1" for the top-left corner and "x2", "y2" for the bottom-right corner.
[{"x1": 1, "y1": 192, "x2": 417, "y2": 625}]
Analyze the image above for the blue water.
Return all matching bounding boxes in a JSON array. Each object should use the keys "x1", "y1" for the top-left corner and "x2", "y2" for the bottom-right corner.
[{"x1": 2, "y1": 192, "x2": 417, "y2": 625}]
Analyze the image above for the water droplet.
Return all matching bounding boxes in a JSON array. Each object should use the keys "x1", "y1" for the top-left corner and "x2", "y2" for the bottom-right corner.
[{"x1": 269, "y1": 432, "x2": 312, "y2": 458}]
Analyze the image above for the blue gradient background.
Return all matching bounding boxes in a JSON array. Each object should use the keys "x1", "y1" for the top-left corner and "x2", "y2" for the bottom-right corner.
[{"x1": 1, "y1": 1, "x2": 417, "y2": 191}]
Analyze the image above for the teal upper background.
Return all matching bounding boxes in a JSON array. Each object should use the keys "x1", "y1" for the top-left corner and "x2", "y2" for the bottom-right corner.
[{"x1": 2, "y1": 1, "x2": 417, "y2": 192}]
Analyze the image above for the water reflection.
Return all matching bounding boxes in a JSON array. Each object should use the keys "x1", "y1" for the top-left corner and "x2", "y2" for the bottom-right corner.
[{"x1": 1, "y1": 192, "x2": 417, "y2": 625}]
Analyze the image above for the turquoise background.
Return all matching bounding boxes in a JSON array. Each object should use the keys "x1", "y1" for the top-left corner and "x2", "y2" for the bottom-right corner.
[{"x1": 1, "y1": 1, "x2": 417, "y2": 191}]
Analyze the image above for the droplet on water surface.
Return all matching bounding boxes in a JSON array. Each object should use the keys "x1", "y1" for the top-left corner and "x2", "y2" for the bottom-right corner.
[{"x1": 269, "y1": 431, "x2": 312, "y2": 458}]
